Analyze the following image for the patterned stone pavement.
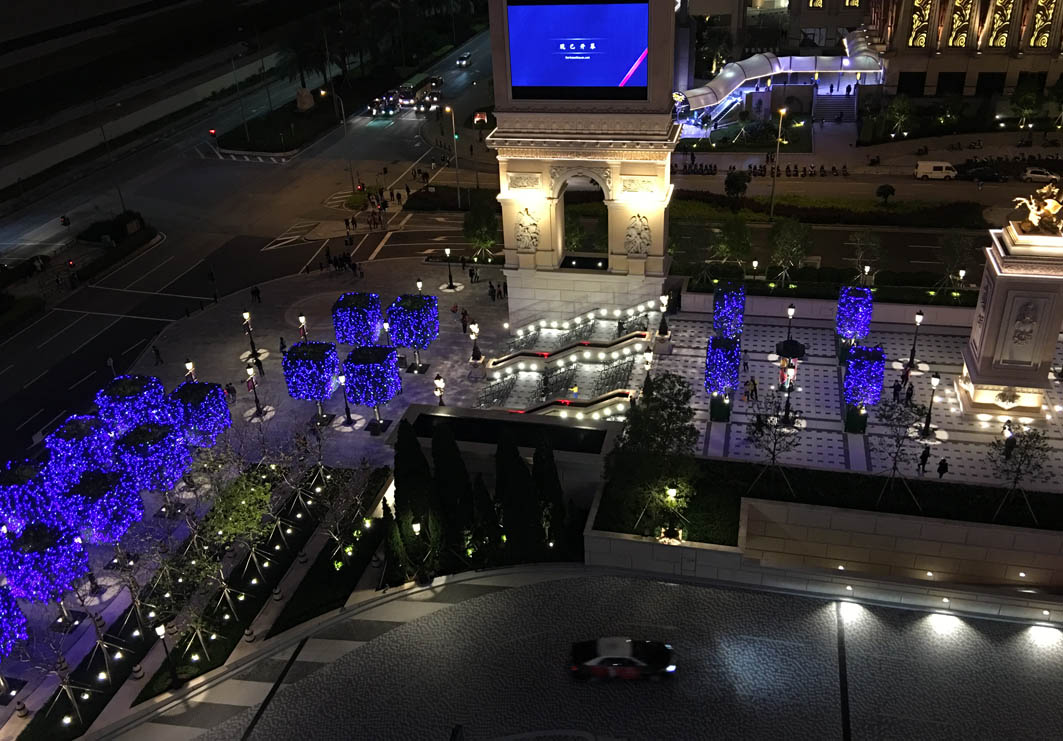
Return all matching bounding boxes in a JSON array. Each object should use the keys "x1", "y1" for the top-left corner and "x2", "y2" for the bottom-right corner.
[{"x1": 153, "y1": 573, "x2": 1063, "y2": 740}]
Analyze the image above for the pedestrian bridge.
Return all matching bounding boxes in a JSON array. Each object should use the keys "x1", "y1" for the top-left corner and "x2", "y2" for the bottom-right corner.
[{"x1": 679, "y1": 29, "x2": 883, "y2": 112}]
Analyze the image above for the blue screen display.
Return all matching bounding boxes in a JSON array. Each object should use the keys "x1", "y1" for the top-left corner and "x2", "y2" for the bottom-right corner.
[{"x1": 507, "y1": 2, "x2": 648, "y2": 98}]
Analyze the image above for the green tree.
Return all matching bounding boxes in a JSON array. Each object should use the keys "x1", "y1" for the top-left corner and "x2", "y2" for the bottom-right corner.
[
  {"x1": 724, "y1": 170, "x2": 750, "y2": 202},
  {"x1": 393, "y1": 419, "x2": 431, "y2": 524},
  {"x1": 886, "y1": 95, "x2": 911, "y2": 134},
  {"x1": 990, "y1": 426, "x2": 1050, "y2": 524},
  {"x1": 202, "y1": 474, "x2": 271, "y2": 550},
  {"x1": 462, "y1": 194, "x2": 499, "y2": 259},
  {"x1": 469, "y1": 473, "x2": 503, "y2": 562},
  {"x1": 870, "y1": 400, "x2": 927, "y2": 512},
  {"x1": 564, "y1": 212, "x2": 586, "y2": 251},
  {"x1": 1011, "y1": 80, "x2": 1045, "y2": 127},
  {"x1": 381, "y1": 500, "x2": 409, "y2": 587},
  {"x1": 496, "y1": 435, "x2": 545, "y2": 562},
  {"x1": 939, "y1": 233, "x2": 977, "y2": 285},
  {"x1": 849, "y1": 230, "x2": 882, "y2": 278},
  {"x1": 615, "y1": 372, "x2": 698, "y2": 458},
  {"x1": 429, "y1": 423, "x2": 470, "y2": 567},
  {"x1": 770, "y1": 217, "x2": 810, "y2": 281},
  {"x1": 713, "y1": 214, "x2": 752, "y2": 264},
  {"x1": 532, "y1": 441, "x2": 567, "y2": 547},
  {"x1": 697, "y1": 27, "x2": 733, "y2": 76},
  {"x1": 875, "y1": 183, "x2": 896, "y2": 206},
  {"x1": 280, "y1": 20, "x2": 325, "y2": 91}
]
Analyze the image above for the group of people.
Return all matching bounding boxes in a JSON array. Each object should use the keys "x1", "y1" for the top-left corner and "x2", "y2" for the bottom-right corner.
[
  {"x1": 917, "y1": 444, "x2": 949, "y2": 479},
  {"x1": 741, "y1": 377, "x2": 759, "y2": 402}
]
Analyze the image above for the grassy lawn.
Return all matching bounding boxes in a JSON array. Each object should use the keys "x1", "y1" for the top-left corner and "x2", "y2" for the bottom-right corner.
[{"x1": 679, "y1": 118, "x2": 814, "y2": 154}]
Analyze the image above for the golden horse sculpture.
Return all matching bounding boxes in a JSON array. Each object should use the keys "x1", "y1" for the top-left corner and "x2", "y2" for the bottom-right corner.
[{"x1": 1014, "y1": 183, "x2": 1063, "y2": 235}]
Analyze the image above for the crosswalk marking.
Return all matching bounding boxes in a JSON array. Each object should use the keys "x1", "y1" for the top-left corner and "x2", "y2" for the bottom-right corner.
[{"x1": 262, "y1": 222, "x2": 320, "y2": 251}]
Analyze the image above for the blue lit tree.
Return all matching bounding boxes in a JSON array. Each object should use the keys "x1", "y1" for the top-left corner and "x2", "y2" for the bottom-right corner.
[
  {"x1": 386, "y1": 294, "x2": 439, "y2": 372},
  {"x1": 115, "y1": 423, "x2": 192, "y2": 492},
  {"x1": 332, "y1": 292, "x2": 383, "y2": 346},
  {"x1": 343, "y1": 346, "x2": 402, "y2": 434},
  {"x1": 42, "y1": 416, "x2": 116, "y2": 493},
  {"x1": 0, "y1": 461, "x2": 46, "y2": 533},
  {"x1": 712, "y1": 282, "x2": 746, "y2": 340},
  {"x1": 836, "y1": 287, "x2": 874, "y2": 363},
  {"x1": 704, "y1": 336, "x2": 741, "y2": 422},
  {"x1": 55, "y1": 471, "x2": 143, "y2": 544},
  {"x1": 843, "y1": 345, "x2": 886, "y2": 433},
  {"x1": 95, "y1": 375, "x2": 175, "y2": 434},
  {"x1": 283, "y1": 341, "x2": 338, "y2": 415},
  {"x1": 171, "y1": 381, "x2": 232, "y2": 447},
  {"x1": 0, "y1": 519, "x2": 88, "y2": 616},
  {"x1": 0, "y1": 585, "x2": 26, "y2": 662}
]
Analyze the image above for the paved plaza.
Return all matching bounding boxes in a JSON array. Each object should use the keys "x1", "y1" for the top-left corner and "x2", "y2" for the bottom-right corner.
[{"x1": 128, "y1": 571, "x2": 1063, "y2": 740}]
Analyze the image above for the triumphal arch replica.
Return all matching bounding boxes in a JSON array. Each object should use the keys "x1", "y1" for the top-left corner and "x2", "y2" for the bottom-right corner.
[
  {"x1": 961, "y1": 185, "x2": 1063, "y2": 415},
  {"x1": 485, "y1": 0, "x2": 679, "y2": 327}
]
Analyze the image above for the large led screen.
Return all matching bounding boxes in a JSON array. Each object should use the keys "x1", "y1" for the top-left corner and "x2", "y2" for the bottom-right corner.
[{"x1": 507, "y1": 0, "x2": 649, "y2": 100}]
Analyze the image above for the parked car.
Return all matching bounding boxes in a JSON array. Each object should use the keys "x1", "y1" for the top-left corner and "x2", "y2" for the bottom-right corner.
[
  {"x1": 1022, "y1": 167, "x2": 1059, "y2": 183},
  {"x1": 570, "y1": 637, "x2": 676, "y2": 680},
  {"x1": 914, "y1": 161, "x2": 957, "y2": 180},
  {"x1": 959, "y1": 167, "x2": 1008, "y2": 183},
  {"x1": 456, "y1": 52, "x2": 471, "y2": 67}
]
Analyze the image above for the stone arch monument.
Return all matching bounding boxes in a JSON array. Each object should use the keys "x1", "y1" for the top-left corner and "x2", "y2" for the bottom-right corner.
[{"x1": 486, "y1": 0, "x2": 679, "y2": 327}]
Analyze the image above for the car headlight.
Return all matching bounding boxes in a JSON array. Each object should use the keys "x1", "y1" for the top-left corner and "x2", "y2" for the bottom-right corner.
[{"x1": 665, "y1": 664, "x2": 676, "y2": 673}]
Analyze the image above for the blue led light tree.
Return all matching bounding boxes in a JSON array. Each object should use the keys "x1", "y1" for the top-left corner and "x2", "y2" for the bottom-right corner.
[
  {"x1": 843, "y1": 345, "x2": 886, "y2": 433},
  {"x1": 171, "y1": 382, "x2": 231, "y2": 447},
  {"x1": 283, "y1": 341, "x2": 339, "y2": 423},
  {"x1": 343, "y1": 346, "x2": 401, "y2": 435},
  {"x1": 42, "y1": 416, "x2": 116, "y2": 493},
  {"x1": 0, "y1": 519, "x2": 88, "y2": 617},
  {"x1": 95, "y1": 375, "x2": 175, "y2": 434},
  {"x1": 386, "y1": 294, "x2": 439, "y2": 373},
  {"x1": 835, "y1": 287, "x2": 874, "y2": 363},
  {"x1": 115, "y1": 423, "x2": 191, "y2": 492},
  {"x1": 0, "y1": 584, "x2": 27, "y2": 696},
  {"x1": 332, "y1": 292, "x2": 383, "y2": 346},
  {"x1": 0, "y1": 461, "x2": 46, "y2": 533},
  {"x1": 712, "y1": 282, "x2": 746, "y2": 340},
  {"x1": 56, "y1": 471, "x2": 143, "y2": 544},
  {"x1": 704, "y1": 336, "x2": 741, "y2": 422}
]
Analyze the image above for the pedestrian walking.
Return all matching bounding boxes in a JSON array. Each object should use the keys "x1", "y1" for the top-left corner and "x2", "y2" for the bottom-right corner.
[
  {"x1": 743, "y1": 350, "x2": 749, "y2": 373},
  {"x1": 279, "y1": 337, "x2": 287, "y2": 354},
  {"x1": 461, "y1": 256, "x2": 467, "y2": 272},
  {"x1": 225, "y1": 382, "x2": 237, "y2": 404},
  {"x1": 351, "y1": 213, "x2": 357, "y2": 229},
  {"x1": 750, "y1": 377, "x2": 759, "y2": 401},
  {"x1": 742, "y1": 380, "x2": 750, "y2": 402},
  {"x1": 488, "y1": 281, "x2": 496, "y2": 302},
  {"x1": 405, "y1": 184, "x2": 411, "y2": 197},
  {"x1": 469, "y1": 267, "x2": 476, "y2": 284},
  {"x1": 390, "y1": 189, "x2": 396, "y2": 202},
  {"x1": 918, "y1": 444, "x2": 930, "y2": 474},
  {"x1": 253, "y1": 355, "x2": 265, "y2": 377},
  {"x1": 937, "y1": 457, "x2": 949, "y2": 479},
  {"x1": 502, "y1": 278, "x2": 508, "y2": 298},
  {"x1": 474, "y1": 267, "x2": 480, "y2": 283},
  {"x1": 845, "y1": 84, "x2": 852, "y2": 96},
  {"x1": 905, "y1": 383, "x2": 914, "y2": 406},
  {"x1": 892, "y1": 379, "x2": 902, "y2": 402},
  {"x1": 829, "y1": 83, "x2": 834, "y2": 95},
  {"x1": 152, "y1": 345, "x2": 164, "y2": 365},
  {"x1": 901, "y1": 365, "x2": 911, "y2": 387},
  {"x1": 106, "y1": 356, "x2": 116, "y2": 377}
]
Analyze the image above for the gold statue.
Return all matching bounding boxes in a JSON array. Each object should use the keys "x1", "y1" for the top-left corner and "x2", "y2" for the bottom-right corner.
[{"x1": 1014, "y1": 183, "x2": 1063, "y2": 235}]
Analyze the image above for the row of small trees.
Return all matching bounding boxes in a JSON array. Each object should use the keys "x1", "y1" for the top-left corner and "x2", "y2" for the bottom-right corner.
[{"x1": 382, "y1": 420, "x2": 582, "y2": 585}]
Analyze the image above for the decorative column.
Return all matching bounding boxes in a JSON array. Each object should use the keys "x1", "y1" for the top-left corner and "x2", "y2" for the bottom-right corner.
[{"x1": 960, "y1": 187, "x2": 1063, "y2": 414}]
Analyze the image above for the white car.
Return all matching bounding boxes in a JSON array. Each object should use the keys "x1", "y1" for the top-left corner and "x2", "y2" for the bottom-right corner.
[
  {"x1": 456, "y1": 52, "x2": 471, "y2": 67},
  {"x1": 1022, "y1": 167, "x2": 1058, "y2": 183}
]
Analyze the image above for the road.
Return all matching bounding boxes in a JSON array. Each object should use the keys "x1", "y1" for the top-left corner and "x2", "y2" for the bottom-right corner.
[{"x1": 0, "y1": 32, "x2": 494, "y2": 456}]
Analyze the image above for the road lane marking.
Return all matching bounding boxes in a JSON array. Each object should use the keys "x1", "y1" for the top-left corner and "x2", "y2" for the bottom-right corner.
[
  {"x1": 36, "y1": 314, "x2": 88, "y2": 349},
  {"x1": 399, "y1": 213, "x2": 413, "y2": 227},
  {"x1": 348, "y1": 233, "x2": 369, "y2": 258},
  {"x1": 94, "y1": 231, "x2": 167, "y2": 283},
  {"x1": 22, "y1": 370, "x2": 48, "y2": 389},
  {"x1": 71, "y1": 318, "x2": 122, "y2": 355},
  {"x1": 36, "y1": 411, "x2": 67, "y2": 435},
  {"x1": 0, "y1": 364, "x2": 12, "y2": 376},
  {"x1": 0, "y1": 310, "x2": 56, "y2": 349},
  {"x1": 298, "y1": 239, "x2": 329, "y2": 276},
  {"x1": 123, "y1": 338, "x2": 147, "y2": 356},
  {"x1": 126, "y1": 255, "x2": 175, "y2": 287},
  {"x1": 52, "y1": 307, "x2": 172, "y2": 323},
  {"x1": 387, "y1": 148, "x2": 435, "y2": 190},
  {"x1": 89, "y1": 285, "x2": 212, "y2": 301},
  {"x1": 368, "y1": 232, "x2": 393, "y2": 261},
  {"x1": 68, "y1": 371, "x2": 96, "y2": 390},
  {"x1": 15, "y1": 409, "x2": 43, "y2": 431}
]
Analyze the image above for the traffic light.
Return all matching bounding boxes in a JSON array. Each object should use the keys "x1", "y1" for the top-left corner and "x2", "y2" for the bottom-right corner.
[
  {"x1": 67, "y1": 259, "x2": 75, "y2": 268},
  {"x1": 454, "y1": 134, "x2": 459, "y2": 140},
  {"x1": 59, "y1": 215, "x2": 70, "y2": 227},
  {"x1": 208, "y1": 129, "x2": 217, "y2": 137}
]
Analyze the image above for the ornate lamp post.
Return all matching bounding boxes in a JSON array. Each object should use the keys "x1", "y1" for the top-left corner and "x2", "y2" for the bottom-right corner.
[
  {"x1": 245, "y1": 365, "x2": 264, "y2": 417},
  {"x1": 337, "y1": 374, "x2": 354, "y2": 425},
  {"x1": 298, "y1": 314, "x2": 308, "y2": 341},
  {"x1": 444, "y1": 247, "x2": 455, "y2": 289},
  {"x1": 469, "y1": 322, "x2": 482, "y2": 362},
  {"x1": 433, "y1": 374, "x2": 446, "y2": 405},
  {"x1": 921, "y1": 371, "x2": 941, "y2": 437},
  {"x1": 786, "y1": 303, "x2": 796, "y2": 340},
  {"x1": 769, "y1": 107, "x2": 787, "y2": 219},
  {"x1": 242, "y1": 311, "x2": 258, "y2": 357},
  {"x1": 658, "y1": 293, "x2": 670, "y2": 335},
  {"x1": 643, "y1": 348, "x2": 654, "y2": 370},
  {"x1": 183, "y1": 359, "x2": 196, "y2": 383},
  {"x1": 752, "y1": 259, "x2": 759, "y2": 280},
  {"x1": 782, "y1": 362, "x2": 797, "y2": 424},
  {"x1": 416, "y1": 278, "x2": 423, "y2": 295},
  {"x1": 908, "y1": 309, "x2": 924, "y2": 369},
  {"x1": 155, "y1": 625, "x2": 180, "y2": 690}
]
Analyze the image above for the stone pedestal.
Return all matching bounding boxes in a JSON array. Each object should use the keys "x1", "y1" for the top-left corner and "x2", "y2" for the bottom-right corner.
[{"x1": 959, "y1": 221, "x2": 1063, "y2": 414}]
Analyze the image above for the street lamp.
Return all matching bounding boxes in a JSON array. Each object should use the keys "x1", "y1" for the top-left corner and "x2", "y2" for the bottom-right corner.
[
  {"x1": 433, "y1": 373, "x2": 446, "y2": 405},
  {"x1": 921, "y1": 371, "x2": 941, "y2": 437},
  {"x1": 416, "y1": 278, "x2": 423, "y2": 295},
  {"x1": 298, "y1": 314, "x2": 308, "y2": 341},
  {"x1": 782, "y1": 362, "x2": 797, "y2": 425},
  {"x1": 786, "y1": 303, "x2": 796, "y2": 340},
  {"x1": 469, "y1": 321, "x2": 482, "y2": 362},
  {"x1": 908, "y1": 310, "x2": 924, "y2": 369},
  {"x1": 382, "y1": 321, "x2": 390, "y2": 344},
  {"x1": 769, "y1": 107, "x2": 787, "y2": 219},
  {"x1": 154, "y1": 625, "x2": 180, "y2": 690},
  {"x1": 658, "y1": 293, "x2": 670, "y2": 335},
  {"x1": 444, "y1": 247, "x2": 455, "y2": 289},
  {"x1": 752, "y1": 259, "x2": 759, "y2": 279},
  {"x1": 958, "y1": 268, "x2": 967, "y2": 285},
  {"x1": 184, "y1": 359, "x2": 196, "y2": 383},
  {"x1": 444, "y1": 105, "x2": 462, "y2": 209},
  {"x1": 644, "y1": 348, "x2": 654, "y2": 370},
  {"x1": 863, "y1": 264, "x2": 871, "y2": 285},
  {"x1": 337, "y1": 374, "x2": 354, "y2": 425},
  {"x1": 246, "y1": 365, "x2": 264, "y2": 417},
  {"x1": 242, "y1": 311, "x2": 258, "y2": 357}
]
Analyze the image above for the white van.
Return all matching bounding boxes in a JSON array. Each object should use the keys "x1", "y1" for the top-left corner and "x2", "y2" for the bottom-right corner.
[{"x1": 914, "y1": 161, "x2": 957, "y2": 180}]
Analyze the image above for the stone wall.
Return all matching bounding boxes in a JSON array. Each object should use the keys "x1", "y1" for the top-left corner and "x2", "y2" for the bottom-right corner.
[{"x1": 504, "y1": 267, "x2": 665, "y2": 330}]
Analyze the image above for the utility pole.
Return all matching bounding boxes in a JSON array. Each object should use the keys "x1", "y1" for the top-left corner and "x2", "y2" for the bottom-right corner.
[
  {"x1": 231, "y1": 58, "x2": 251, "y2": 143},
  {"x1": 323, "y1": 29, "x2": 338, "y2": 119},
  {"x1": 94, "y1": 100, "x2": 127, "y2": 213},
  {"x1": 255, "y1": 26, "x2": 274, "y2": 117}
]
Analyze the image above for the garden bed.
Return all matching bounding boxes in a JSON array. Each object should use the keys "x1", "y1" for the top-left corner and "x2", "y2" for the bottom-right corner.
[{"x1": 77, "y1": 227, "x2": 159, "y2": 284}]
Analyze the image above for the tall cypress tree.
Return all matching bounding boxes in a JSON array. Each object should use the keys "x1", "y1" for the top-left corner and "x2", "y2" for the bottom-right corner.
[
  {"x1": 533, "y1": 441, "x2": 567, "y2": 548},
  {"x1": 381, "y1": 500, "x2": 409, "y2": 588},
  {"x1": 394, "y1": 419, "x2": 432, "y2": 524},
  {"x1": 496, "y1": 435, "x2": 544, "y2": 562},
  {"x1": 431, "y1": 422, "x2": 472, "y2": 549},
  {"x1": 470, "y1": 473, "x2": 502, "y2": 563}
]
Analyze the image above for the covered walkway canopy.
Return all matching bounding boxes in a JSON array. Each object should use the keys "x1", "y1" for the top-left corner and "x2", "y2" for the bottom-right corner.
[{"x1": 681, "y1": 29, "x2": 882, "y2": 111}]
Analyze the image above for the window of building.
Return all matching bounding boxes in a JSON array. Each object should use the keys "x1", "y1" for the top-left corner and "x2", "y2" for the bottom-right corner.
[
  {"x1": 845, "y1": 0, "x2": 860, "y2": 7},
  {"x1": 897, "y1": 72, "x2": 926, "y2": 97},
  {"x1": 808, "y1": 0, "x2": 824, "y2": 7},
  {"x1": 975, "y1": 72, "x2": 1006, "y2": 97},
  {"x1": 801, "y1": 27, "x2": 827, "y2": 46},
  {"x1": 936, "y1": 72, "x2": 965, "y2": 97}
]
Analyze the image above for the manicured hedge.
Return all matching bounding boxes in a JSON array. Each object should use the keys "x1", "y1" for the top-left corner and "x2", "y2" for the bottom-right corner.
[{"x1": 78, "y1": 228, "x2": 158, "y2": 283}]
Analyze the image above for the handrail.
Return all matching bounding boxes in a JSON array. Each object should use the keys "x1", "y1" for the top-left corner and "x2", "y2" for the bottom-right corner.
[
  {"x1": 507, "y1": 299, "x2": 660, "y2": 346},
  {"x1": 486, "y1": 331, "x2": 651, "y2": 377},
  {"x1": 511, "y1": 388, "x2": 635, "y2": 419}
]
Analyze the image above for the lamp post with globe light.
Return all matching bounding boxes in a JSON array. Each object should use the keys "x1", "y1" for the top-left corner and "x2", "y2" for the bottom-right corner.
[
  {"x1": 433, "y1": 374, "x2": 446, "y2": 405},
  {"x1": 658, "y1": 293, "x2": 670, "y2": 335},
  {"x1": 444, "y1": 248, "x2": 455, "y2": 289},
  {"x1": 444, "y1": 106, "x2": 461, "y2": 208},
  {"x1": 242, "y1": 311, "x2": 258, "y2": 357},
  {"x1": 469, "y1": 322, "x2": 482, "y2": 362},
  {"x1": 769, "y1": 107, "x2": 787, "y2": 219},
  {"x1": 786, "y1": 303, "x2": 796, "y2": 340},
  {"x1": 184, "y1": 359, "x2": 196, "y2": 383},
  {"x1": 921, "y1": 371, "x2": 941, "y2": 437},
  {"x1": 337, "y1": 375, "x2": 354, "y2": 425},
  {"x1": 416, "y1": 278, "x2": 423, "y2": 295},
  {"x1": 298, "y1": 314, "x2": 308, "y2": 341},
  {"x1": 246, "y1": 365, "x2": 264, "y2": 417},
  {"x1": 155, "y1": 625, "x2": 180, "y2": 689},
  {"x1": 908, "y1": 310, "x2": 924, "y2": 369}
]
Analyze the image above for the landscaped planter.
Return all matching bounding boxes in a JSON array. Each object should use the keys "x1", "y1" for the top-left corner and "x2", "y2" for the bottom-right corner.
[
  {"x1": 115, "y1": 423, "x2": 191, "y2": 492},
  {"x1": 170, "y1": 381, "x2": 231, "y2": 447},
  {"x1": 95, "y1": 375, "x2": 172, "y2": 434}
]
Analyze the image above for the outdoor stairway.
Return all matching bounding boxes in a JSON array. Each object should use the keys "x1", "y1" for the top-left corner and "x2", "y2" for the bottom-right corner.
[{"x1": 812, "y1": 93, "x2": 857, "y2": 123}]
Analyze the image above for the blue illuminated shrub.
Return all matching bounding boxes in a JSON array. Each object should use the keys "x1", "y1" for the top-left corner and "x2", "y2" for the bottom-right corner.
[
  {"x1": 332, "y1": 292, "x2": 383, "y2": 346},
  {"x1": 386, "y1": 294, "x2": 439, "y2": 350},
  {"x1": 844, "y1": 345, "x2": 886, "y2": 408},
  {"x1": 95, "y1": 375, "x2": 175, "y2": 433},
  {"x1": 0, "y1": 461, "x2": 47, "y2": 533},
  {"x1": 0, "y1": 586, "x2": 27, "y2": 659},
  {"x1": 283, "y1": 342, "x2": 339, "y2": 402},
  {"x1": 0, "y1": 519, "x2": 89, "y2": 602},
  {"x1": 57, "y1": 471, "x2": 143, "y2": 544},
  {"x1": 115, "y1": 423, "x2": 191, "y2": 492},
  {"x1": 171, "y1": 382, "x2": 231, "y2": 447},
  {"x1": 712, "y1": 283, "x2": 746, "y2": 339},
  {"x1": 42, "y1": 416, "x2": 116, "y2": 493},
  {"x1": 704, "y1": 336, "x2": 741, "y2": 396},
  {"x1": 343, "y1": 347, "x2": 401, "y2": 408},
  {"x1": 836, "y1": 287, "x2": 874, "y2": 341}
]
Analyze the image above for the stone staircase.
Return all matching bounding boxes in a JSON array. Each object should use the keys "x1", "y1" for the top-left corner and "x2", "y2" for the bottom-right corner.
[{"x1": 812, "y1": 92, "x2": 857, "y2": 123}]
